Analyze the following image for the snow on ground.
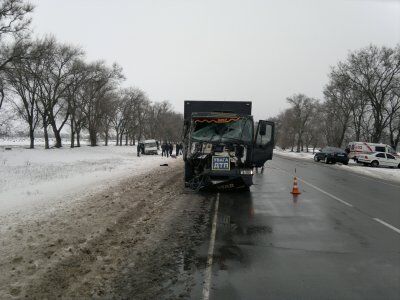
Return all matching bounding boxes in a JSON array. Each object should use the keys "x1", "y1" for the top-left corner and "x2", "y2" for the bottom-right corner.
[
  {"x1": 0, "y1": 137, "x2": 90, "y2": 147},
  {"x1": 0, "y1": 140, "x2": 178, "y2": 217},
  {"x1": 274, "y1": 149, "x2": 400, "y2": 185},
  {"x1": 273, "y1": 150, "x2": 316, "y2": 161}
]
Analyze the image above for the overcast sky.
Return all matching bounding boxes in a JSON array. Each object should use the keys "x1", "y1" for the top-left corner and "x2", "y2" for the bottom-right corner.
[{"x1": 30, "y1": 0, "x2": 399, "y2": 120}]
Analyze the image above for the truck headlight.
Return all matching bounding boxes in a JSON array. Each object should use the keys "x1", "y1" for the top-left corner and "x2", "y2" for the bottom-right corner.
[{"x1": 240, "y1": 169, "x2": 253, "y2": 175}]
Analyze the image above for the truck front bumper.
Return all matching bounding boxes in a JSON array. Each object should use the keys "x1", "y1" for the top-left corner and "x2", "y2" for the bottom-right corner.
[{"x1": 199, "y1": 169, "x2": 253, "y2": 191}]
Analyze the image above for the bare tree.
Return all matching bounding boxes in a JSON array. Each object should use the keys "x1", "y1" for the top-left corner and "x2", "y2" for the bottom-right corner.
[
  {"x1": 0, "y1": 0, "x2": 33, "y2": 112},
  {"x1": 286, "y1": 94, "x2": 318, "y2": 152},
  {"x1": 323, "y1": 72, "x2": 355, "y2": 147},
  {"x1": 386, "y1": 86, "x2": 400, "y2": 149},
  {"x1": 34, "y1": 37, "x2": 83, "y2": 148},
  {"x1": 335, "y1": 45, "x2": 400, "y2": 142},
  {"x1": 112, "y1": 92, "x2": 129, "y2": 146},
  {"x1": 100, "y1": 92, "x2": 117, "y2": 146},
  {"x1": 80, "y1": 61, "x2": 124, "y2": 146},
  {"x1": 64, "y1": 59, "x2": 86, "y2": 148},
  {"x1": 4, "y1": 40, "x2": 40, "y2": 148},
  {"x1": 0, "y1": 0, "x2": 33, "y2": 68}
]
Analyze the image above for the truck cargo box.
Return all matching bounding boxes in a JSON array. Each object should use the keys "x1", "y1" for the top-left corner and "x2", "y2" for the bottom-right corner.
[{"x1": 184, "y1": 100, "x2": 252, "y2": 119}]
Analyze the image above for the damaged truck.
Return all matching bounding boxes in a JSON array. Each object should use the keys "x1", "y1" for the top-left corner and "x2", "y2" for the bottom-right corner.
[{"x1": 182, "y1": 100, "x2": 275, "y2": 191}]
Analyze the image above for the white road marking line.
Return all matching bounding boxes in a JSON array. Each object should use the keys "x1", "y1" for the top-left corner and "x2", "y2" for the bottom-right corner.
[
  {"x1": 300, "y1": 178, "x2": 354, "y2": 207},
  {"x1": 202, "y1": 193, "x2": 220, "y2": 300},
  {"x1": 275, "y1": 153, "x2": 400, "y2": 189},
  {"x1": 270, "y1": 163, "x2": 354, "y2": 208},
  {"x1": 373, "y1": 218, "x2": 400, "y2": 234},
  {"x1": 270, "y1": 163, "x2": 400, "y2": 235}
]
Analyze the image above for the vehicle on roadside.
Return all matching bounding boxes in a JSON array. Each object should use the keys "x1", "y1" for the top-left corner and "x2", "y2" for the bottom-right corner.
[
  {"x1": 139, "y1": 139, "x2": 158, "y2": 155},
  {"x1": 183, "y1": 100, "x2": 275, "y2": 191},
  {"x1": 347, "y1": 141, "x2": 397, "y2": 162},
  {"x1": 357, "y1": 152, "x2": 400, "y2": 168},
  {"x1": 314, "y1": 147, "x2": 349, "y2": 165}
]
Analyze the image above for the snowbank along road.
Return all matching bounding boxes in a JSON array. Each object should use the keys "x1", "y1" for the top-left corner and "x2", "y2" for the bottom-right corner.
[{"x1": 0, "y1": 160, "x2": 213, "y2": 299}]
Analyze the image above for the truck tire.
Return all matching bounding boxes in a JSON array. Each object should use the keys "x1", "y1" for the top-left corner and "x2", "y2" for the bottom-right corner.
[{"x1": 184, "y1": 162, "x2": 194, "y2": 185}]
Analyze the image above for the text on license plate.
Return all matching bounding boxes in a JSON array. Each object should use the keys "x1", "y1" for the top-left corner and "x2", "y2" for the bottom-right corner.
[{"x1": 212, "y1": 156, "x2": 230, "y2": 170}]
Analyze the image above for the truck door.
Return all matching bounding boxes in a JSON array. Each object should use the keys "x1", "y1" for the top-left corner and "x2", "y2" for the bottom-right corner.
[{"x1": 252, "y1": 120, "x2": 275, "y2": 167}]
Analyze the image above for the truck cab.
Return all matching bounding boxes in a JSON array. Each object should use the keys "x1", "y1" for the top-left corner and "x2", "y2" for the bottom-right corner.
[{"x1": 183, "y1": 101, "x2": 274, "y2": 191}]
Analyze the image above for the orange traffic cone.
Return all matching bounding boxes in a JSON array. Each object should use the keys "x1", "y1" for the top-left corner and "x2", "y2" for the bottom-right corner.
[{"x1": 291, "y1": 176, "x2": 301, "y2": 195}]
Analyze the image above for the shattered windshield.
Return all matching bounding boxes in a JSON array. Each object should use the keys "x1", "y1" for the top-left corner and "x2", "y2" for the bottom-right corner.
[
  {"x1": 145, "y1": 142, "x2": 157, "y2": 147},
  {"x1": 191, "y1": 117, "x2": 253, "y2": 143}
]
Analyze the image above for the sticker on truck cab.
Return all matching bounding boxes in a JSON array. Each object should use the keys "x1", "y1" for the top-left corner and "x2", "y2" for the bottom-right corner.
[{"x1": 212, "y1": 156, "x2": 230, "y2": 171}]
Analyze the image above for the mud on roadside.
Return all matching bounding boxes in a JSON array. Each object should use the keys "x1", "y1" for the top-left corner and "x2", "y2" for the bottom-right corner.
[{"x1": 0, "y1": 162, "x2": 212, "y2": 299}]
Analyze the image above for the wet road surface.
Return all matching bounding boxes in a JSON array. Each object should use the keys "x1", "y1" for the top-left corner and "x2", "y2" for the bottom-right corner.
[{"x1": 202, "y1": 155, "x2": 400, "y2": 300}]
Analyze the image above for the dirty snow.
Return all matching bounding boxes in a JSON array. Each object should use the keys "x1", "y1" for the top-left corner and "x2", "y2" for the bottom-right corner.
[
  {"x1": 274, "y1": 149, "x2": 400, "y2": 184},
  {"x1": 0, "y1": 140, "x2": 178, "y2": 216},
  {"x1": 0, "y1": 163, "x2": 209, "y2": 299}
]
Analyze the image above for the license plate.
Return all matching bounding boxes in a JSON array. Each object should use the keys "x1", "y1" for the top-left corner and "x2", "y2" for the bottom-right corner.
[
  {"x1": 212, "y1": 156, "x2": 230, "y2": 171},
  {"x1": 337, "y1": 154, "x2": 344, "y2": 156}
]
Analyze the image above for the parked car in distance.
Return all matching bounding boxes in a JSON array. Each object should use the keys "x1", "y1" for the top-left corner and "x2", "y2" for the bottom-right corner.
[
  {"x1": 357, "y1": 152, "x2": 400, "y2": 168},
  {"x1": 347, "y1": 141, "x2": 397, "y2": 162},
  {"x1": 138, "y1": 139, "x2": 158, "y2": 155},
  {"x1": 314, "y1": 147, "x2": 349, "y2": 165}
]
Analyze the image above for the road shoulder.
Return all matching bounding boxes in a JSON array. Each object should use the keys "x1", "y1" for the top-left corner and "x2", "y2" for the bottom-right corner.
[{"x1": 0, "y1": 162, "x2": 211, "y2": 299}]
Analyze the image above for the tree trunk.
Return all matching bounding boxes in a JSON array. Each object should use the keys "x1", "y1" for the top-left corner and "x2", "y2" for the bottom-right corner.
[
  {"x1": 40, "y1": 113, "x2": 50, "y2": 149},
  {"x1": 70, "y1": 119, "x2": 75, "y2": 148},
  {"x1": 105, "y1": 131, "x2": 109, "y2": 146},
  {"x1": 89, "y1": 127, "x2": 97, "y2": 146},
  {"x1": 29, "y1": 126, "x2": 35, "y2": 149},
  {"x1": 50, "y1": 121, "x2": 63, "y2": 148},
  {"x1": 371, "y1": 113, "x2": 383, "y2": 143},
  {"x1": 125, "y1": 134, "x2": 128, "y2": 146},
  {"x1": 115, "y1": 129, "x2": 119, "y2": 146},
  {"x1": 119, "y1": 133, "x2": 123, "y2": 146},
  {"x1": 43, "y1": 125, "x2": 49, "y2": 149},
  {"x1": 76, "y1": 130, "x2": 81, "y2": 147}
]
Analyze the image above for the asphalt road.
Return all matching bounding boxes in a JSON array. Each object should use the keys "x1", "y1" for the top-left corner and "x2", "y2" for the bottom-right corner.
[{"x1": 201, "y1": 155, "x2": 400, "y2": 300}]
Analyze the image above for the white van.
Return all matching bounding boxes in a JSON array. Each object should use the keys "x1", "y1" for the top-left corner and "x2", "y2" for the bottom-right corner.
[
  {"x1": 347, "y1": 142, "x2": 397, "y2": 161},
  {"x1": 142, "y1": 139, "x2": 158, "y2": 155}
]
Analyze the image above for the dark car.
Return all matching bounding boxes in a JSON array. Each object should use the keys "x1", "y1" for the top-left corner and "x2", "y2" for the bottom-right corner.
[{"x1": 314, "y1": 147, "x2": 349, "y2": 165}]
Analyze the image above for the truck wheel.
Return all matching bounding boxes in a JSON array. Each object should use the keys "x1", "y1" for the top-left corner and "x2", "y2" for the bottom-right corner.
[
  {"x1": 184, "y1": 162, "x2": 194, "y2": 184},
  {"x1": 314, "y1": 156, "x2": 319, "y2": 162},
  {"x1": 398, "y1": 163, "x2": 400, "y2": 169},
  {"x1": 325, "y1": 157, "x2": 330, "y2": 164},
  {"x1": 370, "y1": 160, "x2": 379, "y2": 168}
]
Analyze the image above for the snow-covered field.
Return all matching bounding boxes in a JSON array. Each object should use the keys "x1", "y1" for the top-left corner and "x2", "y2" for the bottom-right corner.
[
  {"x1": 274, "y1": 149, "x2": 400, "y2": 184},
  {"x1": 0, "y1": 141, "x2": 177, "y2": 216}
]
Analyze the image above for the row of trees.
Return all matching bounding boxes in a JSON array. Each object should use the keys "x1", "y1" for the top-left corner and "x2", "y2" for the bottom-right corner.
[
  {"x1": 274, "y1": 44, "x2": 400, "y2": 152},
  {"x1": 0, "y1": 0, "x2": 183, "y2": 148}
]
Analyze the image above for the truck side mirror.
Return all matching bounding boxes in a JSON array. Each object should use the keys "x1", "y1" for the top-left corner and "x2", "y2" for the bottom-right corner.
[{"x1": 259, "y1": 122, "x2": 267, "y2": 136}]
